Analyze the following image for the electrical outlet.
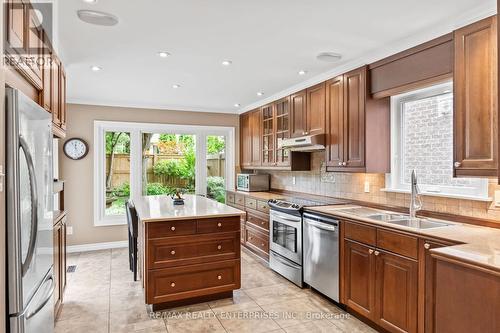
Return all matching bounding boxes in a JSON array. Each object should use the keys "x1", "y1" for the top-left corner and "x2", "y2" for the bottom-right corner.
[
  {"x1": 495, "y1": 190, "x2": 500, "y2": 208},
  {"x1": 364, "y1": 181, "x2": 370, "y2": 193},
  {"x1": 292, "y1": 176, "x2": 296, "y2": 185},
  {"x1": 67, "y1": 226, "x2": 73, "y2": 235}
]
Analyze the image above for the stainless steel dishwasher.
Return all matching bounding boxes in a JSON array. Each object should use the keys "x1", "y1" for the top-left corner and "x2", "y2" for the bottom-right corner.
[{"x1": 303, "y1": 212, "x2": 340, "y2": 302}]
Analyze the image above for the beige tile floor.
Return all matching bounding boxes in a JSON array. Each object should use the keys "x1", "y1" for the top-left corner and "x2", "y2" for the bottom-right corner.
[{"x1": 55, "y1": 248, "x2": 377, "y2": 333}]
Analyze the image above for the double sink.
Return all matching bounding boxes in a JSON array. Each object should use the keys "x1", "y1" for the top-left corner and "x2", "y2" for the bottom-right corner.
[{"x1": 334, "y1": 207, "x2": 451, "y2": 229}]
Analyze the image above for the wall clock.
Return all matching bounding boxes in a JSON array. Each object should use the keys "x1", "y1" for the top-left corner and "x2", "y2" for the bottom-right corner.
[{"x1": 63, "y1": 138, "x2": 89, "y2": 160}]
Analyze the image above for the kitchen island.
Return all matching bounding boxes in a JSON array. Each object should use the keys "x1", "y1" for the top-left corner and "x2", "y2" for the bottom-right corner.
[{"x1": 134, "y1": 194, "x2": 244, "y2": 310}]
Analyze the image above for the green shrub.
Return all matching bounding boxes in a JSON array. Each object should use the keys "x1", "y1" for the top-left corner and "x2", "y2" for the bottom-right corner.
[
  {"x1": 207, "y1": 176, "x2": 225, "y2": 203},
  {"x1": 153, "y1": 159, "x2": 182, "y2": 178},
  {"x1": 112, "y1": 182, "x2": 130, "y2": 197},
  {"x1": 146, "y1": 183, "x2": 174, "y2": 196}
]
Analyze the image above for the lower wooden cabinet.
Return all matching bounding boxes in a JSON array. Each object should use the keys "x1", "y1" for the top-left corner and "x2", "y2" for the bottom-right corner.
[{"x1": 53, "y1": 213, "x2": 67, "y2": 318}]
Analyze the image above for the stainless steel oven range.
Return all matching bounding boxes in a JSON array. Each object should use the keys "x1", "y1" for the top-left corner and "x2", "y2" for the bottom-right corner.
[{"x1": 267, "y1": 197, "x2": 347, "y2": 287}]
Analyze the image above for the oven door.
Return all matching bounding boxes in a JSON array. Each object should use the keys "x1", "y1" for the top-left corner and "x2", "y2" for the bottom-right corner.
[{"x1": 269, "y1": 210, "x2": 302, "y2": 265}]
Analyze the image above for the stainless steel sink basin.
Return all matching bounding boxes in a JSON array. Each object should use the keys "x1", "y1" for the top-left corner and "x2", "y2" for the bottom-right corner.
[
  {"x1": 367, "y1": 213, "x2": 410, "y2": 222},
  {"x1": 384, "y1": 218, "x2": 450, "y2": 229}
]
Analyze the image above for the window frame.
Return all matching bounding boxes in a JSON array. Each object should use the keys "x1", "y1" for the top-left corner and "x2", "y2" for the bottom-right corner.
[
  {"x1": 384, "y1": 82, "x2": 490, "y2": 201},
  {"x1": 94, "y1": 120, "x2": 235, "y2": 227}
]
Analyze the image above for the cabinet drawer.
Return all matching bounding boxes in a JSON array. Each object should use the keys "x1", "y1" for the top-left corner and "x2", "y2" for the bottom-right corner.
[
  {"x1": 245, "y1": 197, "x2": 257, "y2": 210},
  {"x1": 257, "y1": 200, "x2": 270, "y2": 213},
  {"x1": 147, "y1": 220, "x2": 197, "y2": 239},
  {"x1": 235, "y1": 194, "x2": 245, "y2": 206},
  {"x1": 197, "y1": 217, "x2": 240, "y2": 234},
  {"x1": 377, "y1": 229, "x2": 418, "y2": 259},
  {"x1": 148, "y1": 233, "x2": 240, "y2": 269},
  {"x1": 226, "y1": 192, "x2": 235, "y2": 203},
  {"x1": 147, "y1": 259, "x2": 240, "y2": 304},
  {"x1": 247, "y1": 211, "x2": 269, "y2": 231},
  {"x1": 344, "y1": 221, "x2": 376, "y2": 246},
  {"x1": 245, "y1": 225, "x2": 269, "y2": 254}
]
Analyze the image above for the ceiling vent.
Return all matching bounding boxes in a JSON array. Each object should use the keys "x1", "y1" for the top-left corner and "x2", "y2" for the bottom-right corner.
[
  {"x1": 316, "y1": 52, "x2": 342, "y2": 62},
  {"x1": 77, "y1": 10, "x2": 119, "y2": 26}
]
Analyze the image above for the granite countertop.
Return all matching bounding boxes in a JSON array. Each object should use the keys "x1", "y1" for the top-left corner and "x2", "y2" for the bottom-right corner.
[
  {"x1": 134, "y1": 194, "x2": 245, "y2": 223},
  {"x1": 306, "y1": 205, "x2": 500, "y2": 273},
  {"x1": 229, "y1": 190, "x2": 287, "y2": 201}
]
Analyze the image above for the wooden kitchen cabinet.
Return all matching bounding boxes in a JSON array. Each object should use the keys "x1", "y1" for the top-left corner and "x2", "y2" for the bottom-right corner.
[
  {"x1": 290, "y1": 90, "x2": 307, "y2": 138},
  {"x1": 53, "y1": 213, "x2": 67, "y2": 319},
  {"x1": 261, "y1": 104, "x2": 275, "y2": 166},
  {"x1": 275, "y1": 97, "x2": 291, "y2": 166},
  {"x1": 250, "y1": 109, "x2": 262, "y2": 167},
  {"x1": 52, "y1": 56, "x2": 61, "y2": 126},
  {"x1": 240, "y1": 109, "x2": 261, "y2": 168},
  {"x1": 344, "y1": 240, "x2": 376, "y2": 320},
  {"x1": 41, "y1": 51, "x2": 52, "y2": 113},
  {"x1": 326, "y1": 75, "x2": 344, "y2": 168},
  {"x1": 375, "y1": 250, "x2": 418, "y2": 333},
  {"x1": 305, "y1": 82, "x2": 326, "y2": 136},
  {"x1": 454, "y1": 16, "x2": 498, "y2": 177}
]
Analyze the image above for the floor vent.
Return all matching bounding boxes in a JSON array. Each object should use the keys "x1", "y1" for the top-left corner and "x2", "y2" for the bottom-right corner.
[{"x1": 67, "y1": 265, "x2": 77, "y2": 273}]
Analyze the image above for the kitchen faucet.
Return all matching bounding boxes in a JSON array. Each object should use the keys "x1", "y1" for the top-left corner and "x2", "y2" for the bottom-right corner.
[{"x1": 409, "y1": 170, "x2": 423, "y2": 219}]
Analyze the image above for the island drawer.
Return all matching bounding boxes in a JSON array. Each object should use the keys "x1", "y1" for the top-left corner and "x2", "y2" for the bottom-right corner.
[
  {"x1": 344, "y1": 221, "x2": 376, "y2": 246},
  {"x1": 377, "y1": 229, "x2": 418, "y2": 259},
  {"x1": 246, "y1": 210, "x2": 269, "y2": 231},
  {"x1": 256, "y1": 200, "x2": 270, "y2": 213},
  {"x1": 148, "y1": 233, "x2": 240, "y2": 269},
  {"x1": 197, "y1": 216, "x2": 240, "y2": 234},
  {"x1": 245, "y1": 225, "x2": 269, "y2": 254},
  {"x1": 147, "y1": 220, "x2": 197, "y2": 239},
  {"x1": 147, "y1": 259, "x2": 240, "y2": 304}
]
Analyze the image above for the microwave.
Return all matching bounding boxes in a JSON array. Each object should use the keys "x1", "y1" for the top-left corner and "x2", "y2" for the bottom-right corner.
[{"x1": 237, "y1": 174, "x2": 270, "y2": 192}]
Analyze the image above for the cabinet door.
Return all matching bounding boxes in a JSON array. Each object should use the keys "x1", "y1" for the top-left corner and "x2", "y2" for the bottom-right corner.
[
  {"x1": 343, "y1": 67, "x2": 366, "y2": 169},
  {"x1": 52, "y1": 56, "x2": 61, "y2": 126},
  {"x1": 275, "y1": 97, "x2": 291, "y2": 166},
  {"x1": 6, "y1": 0, "x2": 27, "y2": 52},
  {"x1": 454, "y1": 16, "x2": 498, "y2": 177},
  {"x1": 375, "y1": 250, "x2": 418, "y2": 333},
  {"x1": 250, "y1": 109, "x2": 261, "y2": 166},
  {"x1": 60, "y1": 66, "x2": 67, "y2": 130},
  {"x1": 344, "y1": 240, "x2": 376, "y2": 320},
  {"x1": 240, "y1": 113, "x2": 251, "y2": 167},
  {"x1": 306, "y1": 82, "x2": 326, "y2": 136},
  {"x1": 26, "y1": 5, "x2": 43, "y2": 88},
  {"x1": 290, "y1": 90, "x2": 307, "y2": 138},
  {"x1": 261, "y1": 104, "x2": 275, "y2": 166},
  {"x1": 53, "y1": 222, "x2": 62, "y2": 315},
  {"x1": 325, "y1": 75, "x2": 344, "y2": 168},
  {"x1": 61, "y1": 218, "x2": 67, "y2": 294},
  {"x1": 41, "y1": 52, "x2": 52, "y2": 112}
]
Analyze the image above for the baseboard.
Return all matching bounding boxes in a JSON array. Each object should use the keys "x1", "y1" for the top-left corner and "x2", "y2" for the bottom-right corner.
[{"x1": 67, "y1": 240, "x2": 128, "y2": 253}]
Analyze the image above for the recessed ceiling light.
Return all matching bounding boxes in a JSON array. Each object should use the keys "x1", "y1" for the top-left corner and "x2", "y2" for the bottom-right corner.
[
  {"x1": 77, "y1": 10, "x2": 119, "y2": 26},
  {"x1": 82, "y1": 0, "x2": 97, "y2": 3},
  {"x1": 91, "y1": 65, "x2": 102, "y2": 72},
  {"x1": 172, "y1": 84, "x2": 181, "y2": 89},
  {"x1": 316, "y1": 52, "x2": 342, "y2": 63},
  {"x1": 234, "y1": 103, "x2": 241, "y2": 107},
  {"x1": 158, "y1": 52, "x2": 171, "y2": 58},
  {"x1": 257, "y1": 92, "x2": 264, "y2": 96},
  {"x1": 222, "y1": 60, "x2": 232, "y2": 66},
  {"x1": 298, "y1": 70, "x2": 307, "y2": 75}
]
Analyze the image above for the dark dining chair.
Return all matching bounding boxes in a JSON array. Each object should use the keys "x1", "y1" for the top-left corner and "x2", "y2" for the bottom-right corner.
[{"x1": 125, "y1": 200, "x2": 139, "y2": 281}]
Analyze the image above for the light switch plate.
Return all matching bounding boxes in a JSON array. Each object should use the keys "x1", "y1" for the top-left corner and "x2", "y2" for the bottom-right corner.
[
  {"x1": 364, "y1": 181, "x2": 370, "y2": 193},
  {"x1": 292, "y1": 176, "x2": 296, "y2": 185},
  {"x1": 67, "y1": 226, "x2": 73, "y2": 235},
  {"x1": 494, "y1": 190, "x2": 500, "y2": 208}
]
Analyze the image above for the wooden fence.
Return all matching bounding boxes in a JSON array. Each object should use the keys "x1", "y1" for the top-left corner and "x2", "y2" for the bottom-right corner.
[{"x1": 106, "y1": 153, "x2": 225, "y2": 189}]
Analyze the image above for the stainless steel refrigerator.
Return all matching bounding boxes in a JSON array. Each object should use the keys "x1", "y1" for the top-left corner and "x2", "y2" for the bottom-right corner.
[{"x1": 6, "y1": 88, "x2": 54, "y2": 333}]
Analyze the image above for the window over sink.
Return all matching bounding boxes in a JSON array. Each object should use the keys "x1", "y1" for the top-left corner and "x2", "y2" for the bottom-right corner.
[{"x1": 384, "y1": 82, "x2": 489, "y2": 201}]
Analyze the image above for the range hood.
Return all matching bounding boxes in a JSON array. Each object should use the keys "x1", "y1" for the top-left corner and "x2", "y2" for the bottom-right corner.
[{"x1": 279, "y1": 134, "x2": 325, "y2": 152}]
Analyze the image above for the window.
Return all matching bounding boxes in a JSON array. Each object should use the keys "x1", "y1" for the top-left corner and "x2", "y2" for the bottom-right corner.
[
  {"x1": 385, "y1": 82, "x2": 489, "y2": 200},
  {"x1": 94, "y1": 121, "x2": 235, "y2": 226}
]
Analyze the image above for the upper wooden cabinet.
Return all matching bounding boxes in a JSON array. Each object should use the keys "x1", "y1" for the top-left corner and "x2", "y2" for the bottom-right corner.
[
  {"x1": 454, "y1": 16, "x2": 498, "y2": 177},
  {"x1": 240, "y1": 109, "x2": 261, "y2": 168},
  {"x1": 250, "y1": 109, "x2": 261, "y2": 166},
  {"x1": 306, "y1": 82, "x2": 326, "y2": 136},
  {"x1": 274, "y1": 97, "x2": 291, "y2": 166},
  {"x1": 290, "y1": 90, "x2": 307, "y2": 138},
  {"x1": 326, "y1": 75, "x2": 344, "y2": 168},
  {"x1": 261, "y1": 104, "x2": 275, "y2": 166}
]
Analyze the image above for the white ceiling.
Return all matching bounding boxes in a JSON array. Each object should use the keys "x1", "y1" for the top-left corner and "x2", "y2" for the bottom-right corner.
[{"x1": 58, "y1": 0, "x2": 496, "y2": 114}]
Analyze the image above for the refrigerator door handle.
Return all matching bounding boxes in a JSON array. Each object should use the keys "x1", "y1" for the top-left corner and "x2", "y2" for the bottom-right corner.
[
  {"x1": 25, "y1": 274, "x2": 55, "y2": 320},
  {"x1": 19, "y1": 134, "x2": 39, "y2": 277}
]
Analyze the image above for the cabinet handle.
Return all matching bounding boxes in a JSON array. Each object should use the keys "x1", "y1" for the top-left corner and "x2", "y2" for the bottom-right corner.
[
  {"x1": 454, "y1": 162, "x2": 461, "y2": 168},
  {"x1": 171, "y1": 282, "x2": 176, "y2": 287},
  {"x1": 368, "y1": 249, "x2": 374, "y2": 254},
  {"x1": 217, "y1": 275, "x2": 222, "y2": 280},
  {"x1": 338, "y1": 162, "x2": 342, "y2": 166},
  {"x1": 170, "y1": 250, "x2": 176, "y2": 255},
  {"x1": 261, "y1": 221, "x2": 265, "y2": 225},
  {"x1": 217, "y1": 245, "x2": 222, "y2": 250},
  {"x1": 171, "y1": 226, "x2": 176, "y2": 231},
  {"x1": 424, "y1": 243, "x2": 431, "y2": 250},
  {"x1": 217, "y1": 222, "x2": 222, "y2": 227},
  {"x1": 374, "y1": 251, "x2": 380, "y2": 256},
  {"x1": 342, "y1": 162, "x2": 347, "y2": 166},
  {"x1": 249, "y1": 236, "x2": 253, "y2": 240},
  {"x1": 261, "y1": 243, "x2": 265, "y2": 247}
]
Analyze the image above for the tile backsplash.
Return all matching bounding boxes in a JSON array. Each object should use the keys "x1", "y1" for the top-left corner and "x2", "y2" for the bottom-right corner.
[{"x1": 258, "y1": 153, "x2": 500, "y2": 224}]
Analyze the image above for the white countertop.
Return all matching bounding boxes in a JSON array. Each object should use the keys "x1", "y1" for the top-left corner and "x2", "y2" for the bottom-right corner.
[{"x1": 134, "y1": 194, "x2": 244, "y2": 222}]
